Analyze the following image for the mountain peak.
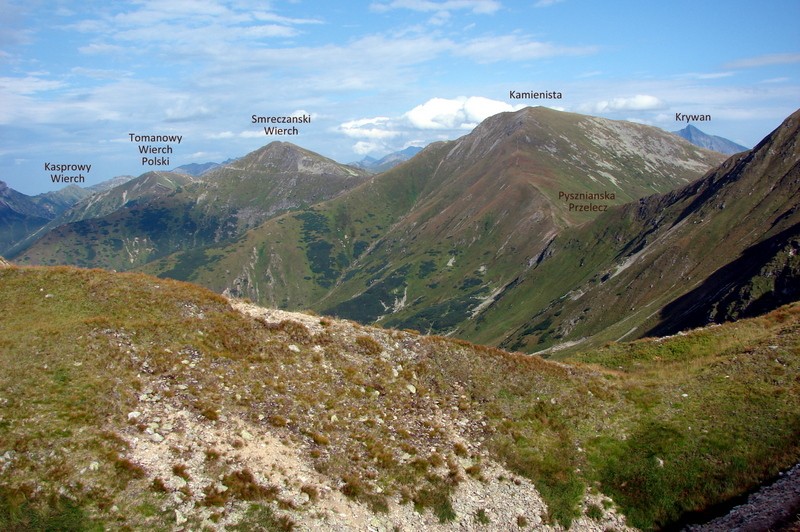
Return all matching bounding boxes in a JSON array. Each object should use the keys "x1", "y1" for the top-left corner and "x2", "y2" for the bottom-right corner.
[
  {"x1": 352, "y1": 146, "x2": 424, "y2": 172},
  {"x1": 231, "y1": 141, "x2": 367, "y2": 178},
  {"x1": 672, "y1": 124, "x2": 748, "y2": 155}
]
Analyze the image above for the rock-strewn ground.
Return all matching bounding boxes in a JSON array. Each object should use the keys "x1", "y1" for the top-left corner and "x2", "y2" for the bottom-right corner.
[{"x1": 113, "y1": 300, "x2": 635, "y2": 530}]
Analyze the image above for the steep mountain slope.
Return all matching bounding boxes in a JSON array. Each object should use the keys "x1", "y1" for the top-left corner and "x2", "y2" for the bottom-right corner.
[
  {"x1": 469, "y1": 108, "x2": 800, "y2": 354},
  {"x1": 32, "y1": 184, "x2": 94, "y2": 217},
  {"x1": 0, "y1": 181, "x2": 92, "y2": 255},
  {"x1": 0, "y1": 181, "x2": 52, "y2": 254},
  {"x1": 673, "y1": 124, "x2": 748, "y2": 155},
  {"x1": 1, "y1": 263, "x2": 798, "y2": 530},
  {"x1": 8, "y1": 171, "x2": 199, "y2": 264},
  {"x1": 12, "y1": 143, "x2": 369, "y2": 270},
  {"x1": 147, "y1": 107, "x2": 724, "y2": 329}
]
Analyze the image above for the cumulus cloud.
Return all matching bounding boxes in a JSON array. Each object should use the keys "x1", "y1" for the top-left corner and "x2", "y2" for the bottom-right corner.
[
  {"x1": 405, "y1": 96, "x2": 523, "y2": 129},
  {"x1": 578, "y1": 94, "x2": 665, "y2": 113},
  {"x1": 338, "y1": 96, "x2": 525, "y2": 155}
]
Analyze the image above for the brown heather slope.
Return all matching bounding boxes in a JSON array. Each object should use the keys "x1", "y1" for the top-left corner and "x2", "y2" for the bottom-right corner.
[{"x1": 465, "y1": 108, "x2": 800, "y2": 354}]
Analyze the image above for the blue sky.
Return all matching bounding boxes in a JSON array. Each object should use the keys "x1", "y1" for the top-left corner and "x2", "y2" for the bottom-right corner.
[{"x1": 1, "y1": 0, "x2": 799, "y2": 194}]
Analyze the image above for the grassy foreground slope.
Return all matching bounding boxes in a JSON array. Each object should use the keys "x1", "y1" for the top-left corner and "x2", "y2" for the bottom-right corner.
[{"x1": 0, "y1": 263, "x2": 798, "y2": 530}]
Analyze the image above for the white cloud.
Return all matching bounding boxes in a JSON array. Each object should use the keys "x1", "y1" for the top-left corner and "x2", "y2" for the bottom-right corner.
[
  {"x1": 724, "y1": 53, "x2": 800, "y2": 69},
  {"x1": 78, "y1": 43, "x2": 127, "y2": 55},
  {"x1": 455, "y1": 34, "x2": 597, "y2": 63},
  {"x1": 165, "y1": 98, "x2": 214, "y2": 122},
  {"x1": 208, "y1": 130, "x2": 276, "y2": 141},
  {"x1": 353, "y1": 141, "x2": 384, "y2": 155},
  {"x1": 370, "y1": 0, "x2": 501, "y2": 14},
  {"x1": 290, "y1": 109, "x2": 316, "y2": 119},
  {"x1": 338, "y1": 96, "x2": 526, "y2": 155},
  {"x1": 405, "y1": 96, "x2": 523, "y2": 129},
  {"x1": 238, "y1": 130, "x2": 265, "y2": 139},
  {"x1": 340, "y1": 117, "x2": 400, "y2": 139},
  {"x1": 208, "y1": 131, "x2": 235, "y2": 139},
  {"x1": 0, "y1": 75, "x2": 65, "y2": 94},
  {"x1": 70, "y1": 67, "x2": 131, "y2": 80},
  {"x1": 579, "y1": 94, "x2": 665, "y2": 113}
]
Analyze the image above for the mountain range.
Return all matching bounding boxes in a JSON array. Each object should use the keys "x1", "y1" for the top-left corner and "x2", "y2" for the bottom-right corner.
[
  {"x1": 173, "y1": 159, "x2": 237, "y2": 176},
  {"x1": 11, "y1": 143, "x2": 369, "y2": 270},
  {"x1": 1, "y1": 105, "x2": 799, "y2": 530},
  {"x1": 136, "y1": 107, "x2": 728, "y2": 339},
  {"x1": 470, "y1": 109, "x2": 800, "y2": 354},
  {"x1": 351, "y1": 146, "x2": 424, "y2": 173},
  {"x1": 672, "y1": 124, "x2": 749, "y2": 155},
  {"x1": 5, "y1": 106, "x2": 797, "y2": 359},
  {"x1": 1, "y1": 181, "x2": 91, "y2": 255}
]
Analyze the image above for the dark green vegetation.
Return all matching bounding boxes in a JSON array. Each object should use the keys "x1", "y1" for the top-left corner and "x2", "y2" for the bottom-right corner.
[
  {"x1": 12, "y1": 143, "x2": 368, "y2": 271},
  {"x1": 137, "y1": 107, "x2": 725, "y2": 336},
  {"x1": 0, "y1": 180, "x2": 92, "y2": 256},
  {"x1": 1, "y1": 263, "x2": 798, "y2": 529}
]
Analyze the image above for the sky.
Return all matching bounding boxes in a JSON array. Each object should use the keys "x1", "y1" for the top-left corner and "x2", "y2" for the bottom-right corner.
[{"x1": 1, "y1": 0, "x2": 799, "y2": 195}]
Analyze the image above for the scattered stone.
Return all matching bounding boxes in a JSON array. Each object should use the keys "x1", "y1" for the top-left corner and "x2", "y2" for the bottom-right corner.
[
  {"x1": 127, "y1": 411, "x2": 142, "y2": 420},
  {"x1": 406, "y1": 384, "x2": 416, "y2": 394},
  {"x1": 288, "y1": 344, "x2": 301, "y2": 353},
  {"x1": 89, "y1": 461, "x2": 100, "y2": 471},
  {"x1": 241, "y1": 430, "x2": 254, "y2": 441},
  {"x1": 176, "y1": 510, "x2": 187, "y2": 525},
  {"x1": 149, "y1": 433, "x2": 165, "y2": 443}
]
